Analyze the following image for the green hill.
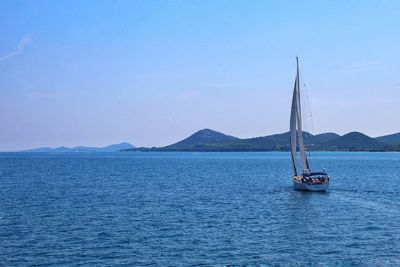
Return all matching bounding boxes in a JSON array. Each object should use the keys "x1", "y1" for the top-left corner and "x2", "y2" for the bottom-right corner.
[
  {"x1": 158, "y1": 129, "x2": 239, "y2": 151},
  {"x1": 375, "y1": 132, "x2": 400, "y2": 145},
  {"x1": 324, "y1": 132, "x2": 389, "y2": 151}
]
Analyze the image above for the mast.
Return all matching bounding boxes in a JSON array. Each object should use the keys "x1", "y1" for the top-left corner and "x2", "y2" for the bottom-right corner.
[{"x1": 295, "y1": 57, "x2": 310, "y2": 173}]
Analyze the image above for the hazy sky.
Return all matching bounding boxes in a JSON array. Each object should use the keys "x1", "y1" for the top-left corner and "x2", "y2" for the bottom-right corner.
[{"x1": 1, "y1": 0, "x2": 399, "y2": 150}]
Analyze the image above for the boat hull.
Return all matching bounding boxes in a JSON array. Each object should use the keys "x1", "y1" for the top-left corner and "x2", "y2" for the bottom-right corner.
[
  {"x1": 293, "y1": 180, "x2": 329, "y2": 191},
  {"x1": 292, "y1": 172, "x2": 329, "y2": 192}
]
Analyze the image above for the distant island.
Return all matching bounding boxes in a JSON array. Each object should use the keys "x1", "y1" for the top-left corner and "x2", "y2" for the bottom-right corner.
[
  {"x1": 23, "y1": 142, "x2": 135, "y2": 153},
  {"x1": 123, "y1": 129, "x2": 400, "y2": 152},
  {"x1": 20, "y1": 129, "x2": 400, "y2": 153}
]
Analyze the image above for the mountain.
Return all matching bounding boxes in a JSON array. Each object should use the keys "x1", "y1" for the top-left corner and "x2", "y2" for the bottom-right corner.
[
  {"x1": 125, "y1": 129, "x2": 400, "y2": 152},
  {"x1": 153, "y1": 131, "x2": 357, "y2": 152},
  {"x1": 375, "y1": 132, "x2": 400, "y2": 145},
  {"x1": 324, "y1": 132, "x2": 388, "y2": 151},
  {"x1": 97, "y1": 142, "x2": 135, "y2": 152},
  {"x1": 23, "y1": 142, "x2": 135, "y2": 153},
  {"x1": 312, "y1": 133, "x2": 341, "y2": 144},
  {"x1": 158, "y1": 129, "x2": 239, "y2": 151},
  {"x1": 222, "y1": 132, "x2": 303, "y2": 151},
  {"x1": 22, "y1": 129, "x2": 399, "y2": 153}
]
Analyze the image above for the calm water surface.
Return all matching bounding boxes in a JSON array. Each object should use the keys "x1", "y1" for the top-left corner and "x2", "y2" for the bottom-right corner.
[{"x1": 0, "y1": 152, "x2": 400, "y2": 265}]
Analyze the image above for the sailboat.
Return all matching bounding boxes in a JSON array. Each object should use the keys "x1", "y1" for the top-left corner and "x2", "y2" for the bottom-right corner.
[{"x1": 290, "y1": 57, "x2": 329, "y2": 191}]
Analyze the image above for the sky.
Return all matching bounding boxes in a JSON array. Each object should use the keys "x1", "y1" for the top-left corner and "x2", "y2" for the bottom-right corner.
[{"x1": 1, "y1": 0, "x2": 400, "y2": 150}]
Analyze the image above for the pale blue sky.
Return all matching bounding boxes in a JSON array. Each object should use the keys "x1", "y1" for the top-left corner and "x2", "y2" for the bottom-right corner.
[{"x1": 1, "y1": 0, "x2": 399, "y2": 150}]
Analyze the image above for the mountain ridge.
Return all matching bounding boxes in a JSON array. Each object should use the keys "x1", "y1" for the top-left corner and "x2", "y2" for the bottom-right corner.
[
  {"x1": 159, "y1": 129, "x2": 238, "y2": 151},
  {"x1": 23, "y1": 142, "x2": 135, "y2": 153},
  {"x1": 125, "y1": 129, "x2": 400, "y2": 152},
  {"x1": 375, "y1": 132, "x2": 400, "y2": 145},
  {"x1": 19, "y1": 129, "x2": 400, "y2": 153}
]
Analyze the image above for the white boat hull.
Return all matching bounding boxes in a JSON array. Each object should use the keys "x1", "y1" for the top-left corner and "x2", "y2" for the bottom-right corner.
[{"x1": 293, "y1": 180, "x2": 329, "y2": 191}]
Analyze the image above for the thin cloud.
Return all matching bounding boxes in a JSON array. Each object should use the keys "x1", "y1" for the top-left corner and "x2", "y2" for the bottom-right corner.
[{"x1": 0, "y1": 34, "x2": 34, "y2": 62}]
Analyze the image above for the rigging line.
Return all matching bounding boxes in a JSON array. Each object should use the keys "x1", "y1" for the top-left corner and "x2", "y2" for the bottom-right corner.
[
  {"x1": 298, "y1": 65, "x2": 314, "y2": 161},
  {"x1": 299, "y1": 69, "x2": 314, "y2": 135}
]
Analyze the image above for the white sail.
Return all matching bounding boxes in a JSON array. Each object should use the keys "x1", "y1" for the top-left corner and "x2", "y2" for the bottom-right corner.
[
  {"x1": 290, "y1": 78, "x2": 298, "y2": 176},
  {"x1": 290, "y1": 57, "x2": 310, "y2": 175}
]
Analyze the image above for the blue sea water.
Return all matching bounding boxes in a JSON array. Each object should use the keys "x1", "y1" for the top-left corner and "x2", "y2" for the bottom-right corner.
[{"x1": 0, "y1": 152, "x2": 399, "y2": 266}]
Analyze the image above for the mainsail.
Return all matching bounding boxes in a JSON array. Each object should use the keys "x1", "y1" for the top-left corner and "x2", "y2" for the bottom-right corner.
[
  {"x1": 290, "y1": 78, "x2": 298, "y2": 176},
  {"x1": 290, "y1": 57, "x2": 310, "y2": 175}
]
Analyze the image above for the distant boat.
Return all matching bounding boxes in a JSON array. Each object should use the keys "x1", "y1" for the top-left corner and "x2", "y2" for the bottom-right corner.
[{"x1": 290, "y1": 57, "x2": 329, "y2": 191}]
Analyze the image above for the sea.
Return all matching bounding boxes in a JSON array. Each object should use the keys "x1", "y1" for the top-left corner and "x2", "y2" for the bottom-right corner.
[{"x1": 0, "y1": 152, "x2": 399, "y2": 266}]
